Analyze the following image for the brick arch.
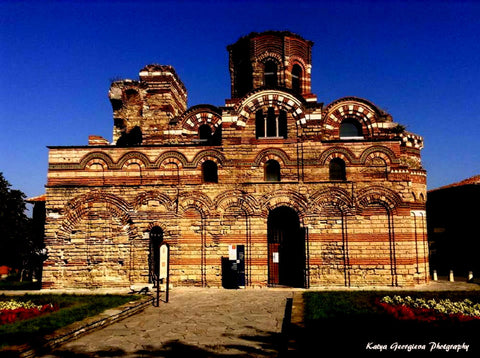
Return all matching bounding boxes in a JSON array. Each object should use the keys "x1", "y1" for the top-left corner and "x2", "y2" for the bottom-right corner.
[
  {"x1": 287, "y1": 58, "x2": 308, "y2": 93},
  {"x1": 153, "y1": 151, "x2": 188, "y2": 169},
  {"x1": 317, "y1": 146, "x2": 357, "y2": 165},
  {"x1": 158, "y1": 157, "x2": 182, "y2": 170},
  {"x1": 59, "y1": 191, "x2": 136, "y2": 240},
  {"x1": 260, "y1": 189, "x2": 309, "y2": 219},
  {"x1": 179, "y1": 105, "x2": 222, "y2": 133},
  {"x1": 323, "y1": 97, "x2": 387, "y2": 139},
  {"x1": 233, "y1": 89, "x2": 307, "y2": 128},
  {"x1": 359, "y1": 146, "x2": 399, "y2": 165},
  {"x1": 214, "y1": 190, "x2": 258, "y2": 216},
  {"x1": 144, "y1": 222, "x2": 176, "y2": 243},
  {"x1": 355, "y1": 186, "x2": 403, "y2": 214},
  {"x1": 117, "y1": 151, "x2": 150, "y2": 169},
  {"x1": 310, "y1": 187, "x2": 354, "y2": 215},
  {"x1": 177, "y1": 191, "x2": 213, "y2": 217},
  {"x1": 287, "y1": 56, "x2": 307, "y2": 72},
  {"x1": 190, "y1": 149, "x2": 226, "y2": 168},
  {"x1": 85, "y1": 158, "x2": 108, "y2": 171},
  {"x1": 133, "y1": 190, "x2": 173, "y2": 211},
  {"x1": 79, "y1": 152, "x2": 115, "y2": 170},
  {"x1": 253, "y1": 148, "x2": 292, "y2": 167},
  {"x1": 257, "y1": 51, "x2": 283, "y2": 64}
]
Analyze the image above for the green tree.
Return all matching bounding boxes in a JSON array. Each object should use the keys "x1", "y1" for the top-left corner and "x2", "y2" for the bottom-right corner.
[{"x1": 0, "y1": 172, "x2": 39, "y2": 278}]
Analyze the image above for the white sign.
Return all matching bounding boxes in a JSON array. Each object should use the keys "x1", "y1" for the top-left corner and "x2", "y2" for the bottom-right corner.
[
  {"x1": 159, "y1": 244, "x2": 169, "y2": 279},
  {"x1": 272, "y1": 252, "x2": 279, "y2": 263},
  {"x1": 229, "y1": 244, "x2": 237, "y2": 260}
]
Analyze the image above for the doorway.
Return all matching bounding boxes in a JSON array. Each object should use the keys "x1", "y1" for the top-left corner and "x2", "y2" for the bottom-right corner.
[
  {"x1": 267, "y1": 206, "x2": 306, "y2": 287},
  {"x1": 149, "y1": 226, "x2": 163, "y2": 284}
]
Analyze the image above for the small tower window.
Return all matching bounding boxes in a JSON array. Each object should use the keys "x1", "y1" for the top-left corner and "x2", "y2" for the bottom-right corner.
[
  {"x1": 340, "y1": 118, "x2": 363, "y2": 139},
  {"x1": 264, "y1": 61, "x2": 278, "y2": 87},
  {"x1": 329, "y1": 158, "x2": 346, "y2": 181},
  {"x1": 265, "y1": 160, "x2": 281, "y2": 182},
  {"x1": 292, "y1": 64, "x2": 302, "y2": 94},
  {"x1": 202, "y1": 160, "x2": 218, "y2": 183}
]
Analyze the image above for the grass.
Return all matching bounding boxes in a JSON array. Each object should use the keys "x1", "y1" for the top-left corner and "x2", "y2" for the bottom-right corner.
[
  {"x1": 0, "y1": 294, "x2": 141, "y2": 349},
  {"x1": 299, "y1": 291, "x2": 480, "y2": 354},
  {"x1": 0, "y1": 280, "x2": 41, "y2": 290}
]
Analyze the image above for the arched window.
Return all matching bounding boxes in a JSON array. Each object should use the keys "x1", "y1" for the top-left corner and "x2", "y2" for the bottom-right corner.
[
  {"x1": 202, "y1": 160, "x2": 218, "y2": 183},
  {"x1": 329, "y1": 158, "x2": 346, "y2": 181},
  {"x1": 292, "y1": 64, "x2": 302, "y2": 93},
  {"x1": 339, "y1": 118, "x2": 363, "y2": 139},
  {"x1": 198, "y1": 124, "x2": 212, "y2": 144},
  {"x1": 256, "y1": 110, "x2": 265, "y2": 138},
  {"x1": 265, "y1": 160, "x2": 281, "y2": 182},
  {"x1": 278, "y1": 110, "x2": 287, "y2": 138},
  {"x1": 264, "y1": 61, "x2": 278, "y2": 87},
  {"x1": 266, "y1": 107, "x2": 277, "y2": 137},
  {"x1": 255, "y1": 108, "x2": 288, "y2": 139}
]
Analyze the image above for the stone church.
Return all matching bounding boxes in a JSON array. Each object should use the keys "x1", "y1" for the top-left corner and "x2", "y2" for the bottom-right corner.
[{"x1": 42, "y1": 31, "x2": 428, "y2": 289}]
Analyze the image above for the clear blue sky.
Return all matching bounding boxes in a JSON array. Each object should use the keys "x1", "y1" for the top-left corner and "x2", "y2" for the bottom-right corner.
[{"x1": 1, "y1": 0, "x2": 479, "y2": 206}]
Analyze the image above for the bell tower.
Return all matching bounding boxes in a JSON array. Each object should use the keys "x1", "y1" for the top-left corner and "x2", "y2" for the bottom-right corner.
[{"x1": 227, "y1": 31, "x2": 314, "y2": 100}]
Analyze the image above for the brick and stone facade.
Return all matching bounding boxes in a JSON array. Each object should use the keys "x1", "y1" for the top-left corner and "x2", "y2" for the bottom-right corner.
[{"x1": 42, "y1": 31, "x2": 428, "y2": 289}]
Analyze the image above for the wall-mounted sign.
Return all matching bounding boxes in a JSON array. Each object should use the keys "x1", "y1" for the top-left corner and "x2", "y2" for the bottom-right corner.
[
  {"x1": 159, "y1": 244, "x2": 169, "y2": 279},
  {"x1": 229, "y1": 244, "x2": 237, "y2": 260}
]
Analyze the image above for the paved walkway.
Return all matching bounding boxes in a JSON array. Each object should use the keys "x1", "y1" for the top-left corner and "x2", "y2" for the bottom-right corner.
[
  {"x1": 14, "y1": 278, "x2": 479, "y2": 357},
  {"x1": 41, "y1": 288, "x2": 294, "y2": 358}
]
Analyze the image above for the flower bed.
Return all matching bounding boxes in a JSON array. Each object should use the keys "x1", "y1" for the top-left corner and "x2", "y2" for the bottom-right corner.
[
  {"x1": 378, "y1": 295, "x2": 480, "y2": 323},
  {"x1": 0, "y1": 300, "x2": 58, "y2": 325}
]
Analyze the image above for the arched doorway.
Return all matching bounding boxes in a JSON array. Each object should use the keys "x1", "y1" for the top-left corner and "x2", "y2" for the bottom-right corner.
[
  {"x1": 268, "y1": 206, "x2": 306, "y2": 287},
  {"x1": 149, "y1": 226, "x2": 164, "y2": 284}
]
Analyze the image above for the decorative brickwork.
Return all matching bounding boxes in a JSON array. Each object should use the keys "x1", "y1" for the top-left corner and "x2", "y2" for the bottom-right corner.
[{"x1": 42, "y1": 31, "x2": 428, "y2": 289}]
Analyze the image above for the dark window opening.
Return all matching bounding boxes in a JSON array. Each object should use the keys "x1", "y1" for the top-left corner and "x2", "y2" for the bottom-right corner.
[
  {"x1": 292, "y1": 64, "x2": 302, "y2": 94},
  {"x1": 329, "y1": 158, "x2": 347, "y2": 181},
  {"x1": 264, "y1": 61, "x2": 278, "y2": 87},
  {"x1": 265, "y1": 160, "x2": 281, "y2": 182},
  {"x1": 212, "y1": 125, "x2": 222, "y2": 145},
  {"x1": 256, "y1": 110, "x2": 265, "y2": 138},
  {"x1": 199, "y1": 124, "x2": 212, "y2": 144},
  {"x1": 255, "y1": 108, "x2": 288, "y2": 139},
  {"x1": 117, "y1": 126, "x2": 143, "y2": 146},
  {"x1": 340, "y1": 118, "x2": 363, "y2": 139},
  {"x1": 198, "y1": 124, "x2": 222, "y2": 145},
  {"x1": 266, "y1": 107, "x2": 277, "y2": 137},
  {"x1": 278, "y1": 110, "x2": 287, "y2": 138},
  {"x1": 202, "y1": 160, "x2": 218, "y2": 183}
]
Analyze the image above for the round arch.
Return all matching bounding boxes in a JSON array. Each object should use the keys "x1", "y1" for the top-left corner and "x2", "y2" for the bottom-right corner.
[{"x1": 233, "y1": 89, "x2": 307, "y2": 128}]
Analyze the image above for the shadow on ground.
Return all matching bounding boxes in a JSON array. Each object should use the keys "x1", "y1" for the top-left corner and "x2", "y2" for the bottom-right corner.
[
  {"x1": 1, "y1": 298, "x2": 294, "y2": 358},
  {"x1": 36, "y1": 329, "x2": 286, "y2": 358}
]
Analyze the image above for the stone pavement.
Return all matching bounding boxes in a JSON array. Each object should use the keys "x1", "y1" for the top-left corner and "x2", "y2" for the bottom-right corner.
[
  {"x1": 5, "y1": 278, "x2": 478, "y2": 357},
  {"x1": 41, "y1": 288, "x2": 295, "y2": 358}
]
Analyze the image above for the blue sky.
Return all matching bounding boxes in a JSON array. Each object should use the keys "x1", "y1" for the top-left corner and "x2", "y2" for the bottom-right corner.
[{"x1": 1, "y1": 0, "x2": 479, "y2": 206}]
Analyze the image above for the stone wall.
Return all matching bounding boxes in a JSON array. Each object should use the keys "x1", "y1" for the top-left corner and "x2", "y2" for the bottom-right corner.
[{"x1": 42, "y1": 30, "x2": 428, "y2": 289}]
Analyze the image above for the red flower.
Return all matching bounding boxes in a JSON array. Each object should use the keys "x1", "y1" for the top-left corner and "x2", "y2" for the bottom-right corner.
[{"x1": 0, "y1": 304, "x2": 58, "y2": 325}]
